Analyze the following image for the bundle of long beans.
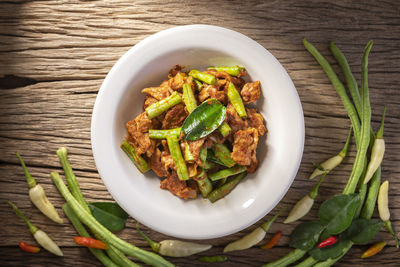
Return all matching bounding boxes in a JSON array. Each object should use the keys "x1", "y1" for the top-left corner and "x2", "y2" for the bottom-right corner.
[{"x1": 263, "y1": 39, "x2": 397, "y2": 267}]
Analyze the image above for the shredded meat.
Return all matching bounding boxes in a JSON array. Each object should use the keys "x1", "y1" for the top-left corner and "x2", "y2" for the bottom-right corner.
[
  {"x1": 241, "y1": 81, "x2": 261, "y2": 104},
  {"x1": 126, "y1": 112, "x2": 154, "y2": 156},
  {"x1": 226, "y1": 103, "x2": 248, "y2": 133},
  {"x1": 246, "y1": 108, "x2": 267, "y2": 136},
  {"x1": 142, "y1": 86, "x2": 170, "y2": 101},
  {"x1": 231, "y1": 128, "x2": 259, "y2": 167},
  {"x1": 160, "y1": 171, "x2": 197, "y2": 199},
  {"x1": 143, "y1": 95, "x2": 158, "y2": 110},
  {"x1": 187, "y1": 138, "x2": 205, "y2": 165},
  {"x1": 161, "y1": 151, "x2": 175, "y2": 173},
  {"x1": 162, "y1": 103, "x2": 188, "y2": 129},
  {"x1": 168, "y1": 65, "x2": 182, "y2": 77},
  {"x1": 150, "y1": 148, "x2": 168, "y2": 177},
  {"x1": 198, "y1": 84, "x2": 227, "y2": 104},
  {"x1": 168, "y1": 72, "x2": 188, "y2": 91}
]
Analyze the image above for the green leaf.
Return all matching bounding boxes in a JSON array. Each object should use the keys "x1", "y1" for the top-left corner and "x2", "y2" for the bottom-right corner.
[
  {"x1": 343, "y1": 218, "x2": 383, "y2": 244},
  {"x1": 206, "y1": 149, "x2": 229, "y2": 167},
  {"x1": 89, "y1": 202, "x2": 128, "y2": 232},
  {"x1": 182, "y1": 99, "x2": 226, "y2": 141},
  {"x1": 309, "y1": 238, "x2": 352, "y2": 261},
  {"x1": 318, "y1": 194, "x2": 361, "y2": 235},
  {"x1": 289, "y1": 221, "x2": 325, "y2": 250}
]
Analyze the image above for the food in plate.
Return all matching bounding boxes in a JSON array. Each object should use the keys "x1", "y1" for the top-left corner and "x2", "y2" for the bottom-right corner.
[{"x1": 122, "y1": 65, "x2": 267, "y2": 201}]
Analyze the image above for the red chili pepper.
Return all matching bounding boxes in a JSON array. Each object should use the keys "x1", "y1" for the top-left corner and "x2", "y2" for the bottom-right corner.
[
  {"x1": 318, "y1": 236, "x2": 338, "y2": 248},
  {"x1": 19, "y1": 241, "x2": 40, "y2": 253},
  {"x1": 261, "y1": 231, "x2": 282, "y2": 250},
  {"x1": 361, "y1": 241, "x2": 386, "y2": 258},
  {"x1": 73, "y1": 237, "x2": 107, "y2": 250}
]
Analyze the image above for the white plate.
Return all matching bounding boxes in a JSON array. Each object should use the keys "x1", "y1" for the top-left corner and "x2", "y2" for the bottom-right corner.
[{"x1": 91, "y1": 25, "x2": 304, "y2": 240}]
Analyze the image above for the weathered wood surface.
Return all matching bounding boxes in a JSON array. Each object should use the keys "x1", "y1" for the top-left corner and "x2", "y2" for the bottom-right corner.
[{"x1": 0, "y1": 0, "x2": 399, "y2": 266}]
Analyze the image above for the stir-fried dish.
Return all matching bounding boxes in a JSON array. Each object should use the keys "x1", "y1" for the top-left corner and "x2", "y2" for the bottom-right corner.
[{"x1": 121, "y1": 65, "x2": 267, "y2": 202}]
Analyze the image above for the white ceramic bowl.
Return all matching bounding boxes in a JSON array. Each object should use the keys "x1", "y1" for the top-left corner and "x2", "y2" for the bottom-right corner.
[{"x1": 91, "y1": 25, "x2": 304, "y2": 240}]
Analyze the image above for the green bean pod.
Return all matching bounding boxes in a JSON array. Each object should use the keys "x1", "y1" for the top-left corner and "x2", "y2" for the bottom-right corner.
[
  {"x1": 63, "y1": 204, "x2": 119, "y2": 267},
  {"x1": 167, "y1": 135, "x2": 189, "y2": 180},
  {"x1": 227, "y1": 82, "x2": 247, "y2": 118},
  {"x1": 218, "y1": 122, "x2": 231, "y2": 137},
  {"x1": 208, "y1": 165, "x2": 247, "y2": 181},
  {"x1": 120, "y1": 141, "x2": 151, "y2": 174},
  {"x1": 51, "y1": 172, "x2": 174, "y2": 267},
  {"x1": 212, "y1": 143, "x2": 236, "y2": 168},
  {"x1": 262, "y1": 248, "x2": 307, "y2": 267},
  {"x1": 145, "y1": 92, "x2": 182, "y2": 119},
  {"x1": 207, "y1": 66, "x2": 242, "y2": 76},
  {"x1": 188, "y1": 69, "x2": 217, "y2": 85},
  {"x1": 208, "y1": 172, "x2": 246, "y2": 203},
  {"x1": 182, "y1": 83, "x2": 197, "y2": 113},
  {"x1": 195, "y1": 169, "x2": 213, "y2": 198},
  {"x1": 149, "y1": 128, "x2": 181, "y2": 139}
]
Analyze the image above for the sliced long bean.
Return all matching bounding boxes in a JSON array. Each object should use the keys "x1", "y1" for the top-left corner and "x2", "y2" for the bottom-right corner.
[
  {"x1": 227, "y1": 82, "x2": 247, "y2": 118},
  {"x1": 182, "y1": 83, "x2": 197, "y2": 113},
  {"x1": 188, "y1": 70, "x2": 217, "y2": 85},
  {"x1": 302, "y1": 38, "x2": 360, "y2": 143},
  {"x1": 183, "y1": 141, "x2": 194, "y2": 162},
  {"x1": 145, "y1": 92, "x2": 182, "y2": 119},
  {"x1": 51, "y1": 172, "x2": 174, "y2": 267},
  {"x1": 62, "y1": 204, "x2": 119, "y2": 267},
  {"x1": 212, "y1": 143, "x2": 236, "y2": 168},
  {"x1": 207, "y1": 66, "x2": 242, "y2": 76},
  {"x1": 120, "y1": 141, "x2": 151, "y2": 173},
  {"x1": 208, "y1": 172, "x2": 246, "y2": 203},
  {"x1": 208, "y1": 165, "x2": 247, "y2": 181},
  {"x1": 199, "y1": 148, "x2": 215, "y2": 170},
  {"x1": 218, "y1": 122, "x2": 231, "y2": 137},
  {"x1": 195, "y1": 169, "x2": 213, "y2": 198},
  {"x1": 167, "y1": 135, "x2": 189, "y2": 180},
  {"x1": 149, "y1": 128, "x2": 181, "y2": 139}
]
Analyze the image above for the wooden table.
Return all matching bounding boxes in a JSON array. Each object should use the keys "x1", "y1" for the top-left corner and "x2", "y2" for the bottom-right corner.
[{"x1": 1, "y1": 0, "x2": 399, "y2": 266}]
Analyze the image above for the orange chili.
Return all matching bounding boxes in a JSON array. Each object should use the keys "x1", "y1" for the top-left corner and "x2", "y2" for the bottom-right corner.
[
  {"x1": 361, "y1": 241, "x2": 386, "y2": 258},
  {"x1": 19, "y1": 241, "x2": 40, "y2": 253},
  {"x1": 318, "y1": 236, "x2": 338, "y2": 248},
  {"x1": 73, "y1": 237, "x2": 107, "y2": 250},
  {"x1": 261, "y1": 231, "x2": 282, "y2": 250}
]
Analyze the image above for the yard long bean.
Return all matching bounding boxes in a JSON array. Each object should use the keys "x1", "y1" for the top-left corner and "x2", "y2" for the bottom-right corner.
[
  {"x1": 208, "y1": 165, "x2": 247, "y2": 181},
  {"x1": 62, "y1": 203, "x2": 119, "y2": 267},
  {"x1": 212, "y1": 143, "x2": 236, "y2": 168},
  {"x1": 145, "y1": 92, "x2": 182, "y2": 119},
  {"x1": 208, "y1": 172, "x2": 246, "y2": 203},
  {"x1": 227, "y1": 82, "x2": 247, "y2": 118},
  {"x1": 182, "y1": 83, "x2": 197, "y2": 113},
  {"x1": 188, "y1": 70, "x2": 217, "y2": 85},
  {"x1": 167, "y1": 135, "x2": 189, "y2": 180},
  {"x1": 302, "y1": 38, "x2": 360, "y2": 144},
  {"x1": 149, "y1": 128, "x2": 181, "y2": 139},
  {"x1": 51, "y1": 172, "x2": 174, "y2": 267}
]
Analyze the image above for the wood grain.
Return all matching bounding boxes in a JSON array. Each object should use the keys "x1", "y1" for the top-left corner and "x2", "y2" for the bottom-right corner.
[{"x1": 1, "y1": 0, "x2": 399, "y2": 266}]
